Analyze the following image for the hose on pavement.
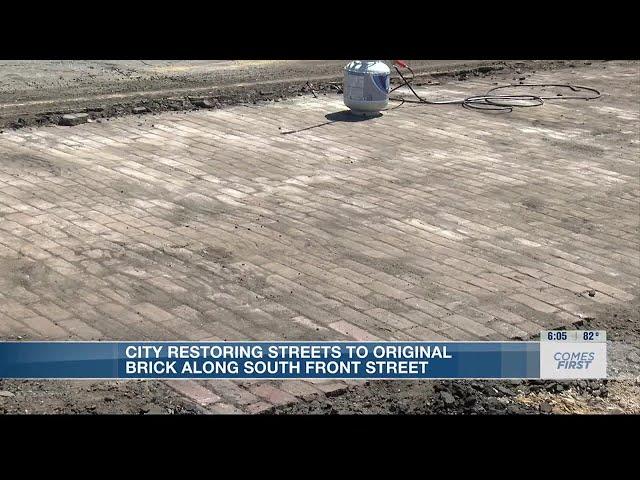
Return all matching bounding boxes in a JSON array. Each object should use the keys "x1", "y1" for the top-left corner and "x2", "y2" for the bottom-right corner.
[{"x1": 389, "y1": 64, "x2": 601, "y2": 113}]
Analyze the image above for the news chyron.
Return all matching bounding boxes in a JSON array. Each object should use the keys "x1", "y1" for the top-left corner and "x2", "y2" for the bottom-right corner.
[{"x1": 0, "y1": 332, "x2": 607, "y2": 381}]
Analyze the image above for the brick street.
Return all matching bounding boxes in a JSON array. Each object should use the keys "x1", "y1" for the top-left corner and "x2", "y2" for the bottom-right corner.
[{"x1": 0, "y1": 61, "x2": 638, "y2": 413}]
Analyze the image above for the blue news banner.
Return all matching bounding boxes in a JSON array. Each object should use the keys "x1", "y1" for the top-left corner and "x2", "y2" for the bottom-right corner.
[{"x1": 0, "y1": 342, "x2": 541, "y2": 380}]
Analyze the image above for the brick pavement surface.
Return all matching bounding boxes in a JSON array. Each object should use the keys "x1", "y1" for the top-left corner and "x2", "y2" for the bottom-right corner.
[{"x1": 0, "y1": 61, "x2": 638, "y2": 412}]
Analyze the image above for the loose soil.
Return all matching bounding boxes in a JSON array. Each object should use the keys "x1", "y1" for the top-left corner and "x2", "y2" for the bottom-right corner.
[{"x1": 0, "y1": 60, "x2": 575, "y2": 130}]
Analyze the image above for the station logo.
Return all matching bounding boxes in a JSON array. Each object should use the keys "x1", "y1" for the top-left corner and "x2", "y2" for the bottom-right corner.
[
  {"x1": 553, "y1": 351, "x2": 596, "y2": 370},
  {"x1": 540, "y1": 342, "x2": 606, "y2": 379}
]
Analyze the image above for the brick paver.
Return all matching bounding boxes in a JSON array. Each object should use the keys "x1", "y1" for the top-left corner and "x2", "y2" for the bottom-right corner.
[{"x1": 0, "y1": 61, "x2": 638, "y2": 412}]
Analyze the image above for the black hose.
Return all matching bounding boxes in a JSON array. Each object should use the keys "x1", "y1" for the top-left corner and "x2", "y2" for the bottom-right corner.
[{"x1": 389, "y1": 65, "x2": 601, "y2": 113}]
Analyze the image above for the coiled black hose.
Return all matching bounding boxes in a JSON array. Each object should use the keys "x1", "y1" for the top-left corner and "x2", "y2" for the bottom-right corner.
[{"x1": 390, "y1": 65, "x2": 601, "y2": 113}]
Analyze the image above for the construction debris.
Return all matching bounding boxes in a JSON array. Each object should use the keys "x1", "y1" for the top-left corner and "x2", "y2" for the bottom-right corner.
[{"x1": 59, "y1": 113, "x2": 89, "y2": 126}]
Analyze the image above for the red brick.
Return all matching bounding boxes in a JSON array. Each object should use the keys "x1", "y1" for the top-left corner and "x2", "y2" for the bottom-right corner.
[
  {"x1": 245, "y1": 401, "x2": 274, "y2": 414},
  {"x1": 249, "y1": 383, "x2": 298, "y2": 406},
  {"x1": 165, "y1": 381, "x2": 221, "y2": 406}
]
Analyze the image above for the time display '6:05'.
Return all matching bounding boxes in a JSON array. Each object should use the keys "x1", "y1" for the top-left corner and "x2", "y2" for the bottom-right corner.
[{"x1": 547, "y1": 331, "x2": 568, "y2": 341}]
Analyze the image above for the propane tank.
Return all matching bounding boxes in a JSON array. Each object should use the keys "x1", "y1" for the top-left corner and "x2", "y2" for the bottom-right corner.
[{"x1": 343, "y1": 60, "x2": 390, "y2": 114}]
